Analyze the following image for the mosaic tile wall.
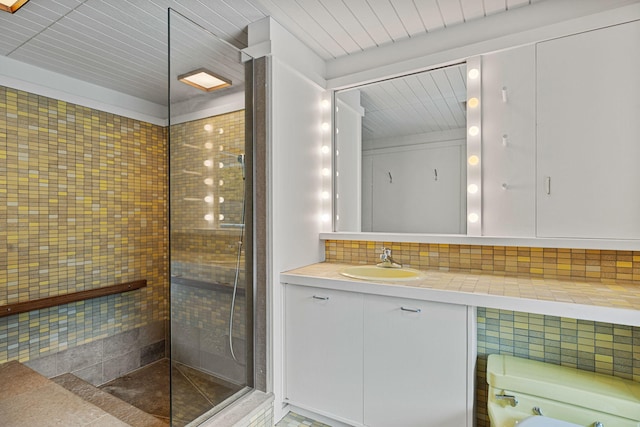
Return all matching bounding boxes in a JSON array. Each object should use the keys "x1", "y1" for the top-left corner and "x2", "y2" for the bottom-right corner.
[
  {"x1": 324, "y1": 240, "x2": 640, "y2": 283},
  {"x1": 169, "y1": 111, "x2": 245, "y2": 234},
  {"x1": 171, "y1": 282, "x2": 247, "y2": 384},
  {"x1": 0, "y1": 86, "x2": 168, "y2": 364},
  {"x1": 476, "y1": 308, "x2": 640, "y2": 427},
  {"x1": 324, "y1": 240, "x2": 640, "y2": 427}
]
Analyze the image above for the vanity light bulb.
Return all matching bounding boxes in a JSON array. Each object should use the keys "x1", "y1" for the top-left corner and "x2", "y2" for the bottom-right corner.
[
  {"x1": 204, "y1": 213, "x2": 214, "y2": 222},
  {"x1": 321, "y1": 191, "x2": 330, "y2": 200},
  {"x1": 468, "y1": 97, "x2": 479, "y2": 108},
  {"x1": 203, "y1": 159, "x2": 213, "y2": 168},
  {"x1": 468, "y1": 126, "x2": 480, "y2": 136},
  {"x1": 219, "y1": 197, "x2": 225, "y2": 203},
  {"x1": 204, "y1": 195, "x2": 214, "y2": 204},
  {"x1": 322, "y1": 168, "x2": 330, "y2": 176},
  {"x1": 321, "y1": 145, "x2": 330, "y2": 154},
  {"x1": 468, "y1": 155, "x2": 479, "y2": 166},
  {"x1": 321, "y1": 99, "x2": 330, "y2": 109},
  {"x1": 204, "y1": 178, "x2": 214, "y2": 186},
  {"x1": 467, "y1": 184, "x2": 479, "y2": 194},
  {"x1": 321, "y1": 122, "x2": 330, "y2": 131},
  {"x1": 204, "y1": 124, "x2": 213, "y2": 132},
  {"x1": 218, "y1": 128, "x2": 224, "y2": 134},
  {"x1": 219, "y1": 145, "x2": 224, "y2": 151},
  {"x1": 468, "y1": 68, "x2": 479, "y2": 79},
  {"x1": 218, "y1": 179, "x2": 224, "y2": 186},
  {"x1": 468, "y1": 213, "x2": 479, "y2": 223},
  {"x1": 218, "y1": 162, "x2": 224, "y2": 169},
  {"x1": 219, "y1": 214, "x2": 225, "y2": 221},
  {"x1": 204, "y1": 142, "x2": 213, "y2": 150}
]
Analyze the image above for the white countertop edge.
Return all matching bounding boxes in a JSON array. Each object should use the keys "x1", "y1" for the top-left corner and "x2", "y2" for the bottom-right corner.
[
  {"x1": 280, "y1": 273, "x2": 640, "y2": 327},
  {"x1": 320, "y1": 232, "x2": 640, "y2": 250}
]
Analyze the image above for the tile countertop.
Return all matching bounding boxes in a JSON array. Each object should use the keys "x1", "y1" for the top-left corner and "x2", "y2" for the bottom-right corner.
[{"x1": 280, "y1": 263, "x2": 640, "y2": 327}]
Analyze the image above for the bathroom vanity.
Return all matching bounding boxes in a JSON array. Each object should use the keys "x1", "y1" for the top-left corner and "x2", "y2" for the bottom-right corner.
[{"x1": 280, "y1": 262, "x2": 640, "y2": 427}]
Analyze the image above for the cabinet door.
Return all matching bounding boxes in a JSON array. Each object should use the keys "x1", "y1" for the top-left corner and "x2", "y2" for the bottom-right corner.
[
  {"x1": 481, "y1": 45, "x2": 536, "y2": 237},
  {"x1": 536, "y1": 20, "x2": 640, "y2": 239},
  {"x1": 363, "y1": 295, "x2": 468, "y2": 427},
  {"x1": 284, "y1": 285, "x2": 364, "y2": 424}
]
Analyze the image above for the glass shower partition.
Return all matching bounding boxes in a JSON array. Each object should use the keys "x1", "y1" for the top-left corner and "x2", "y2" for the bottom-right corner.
[{"x1": 168, "y1": 9, "x2": 254, "y2": 426}]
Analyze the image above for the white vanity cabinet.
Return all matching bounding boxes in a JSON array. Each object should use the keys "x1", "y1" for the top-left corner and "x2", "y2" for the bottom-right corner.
[
  {"x1": 535, "y1": 20, "x2": 640, "y2": 239},
  {"x1": 363, "y1": 294, "x2": 469, "y2": 427},
  {"x1": 284, "y1": 285, "x2": 364, "y2": 425},
  {"x1": 284, "y1": 283, "x2": 472, "y2": 427}
]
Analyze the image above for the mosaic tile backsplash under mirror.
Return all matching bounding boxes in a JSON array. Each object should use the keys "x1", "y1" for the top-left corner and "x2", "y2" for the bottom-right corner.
[{"x1": 324, "y1": 240, "x2": 640, "y2": 427}]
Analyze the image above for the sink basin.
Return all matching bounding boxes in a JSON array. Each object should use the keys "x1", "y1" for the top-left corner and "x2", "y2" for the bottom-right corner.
[{"x1": 340, "y1": 265, "x2": 424, "y2": 281}]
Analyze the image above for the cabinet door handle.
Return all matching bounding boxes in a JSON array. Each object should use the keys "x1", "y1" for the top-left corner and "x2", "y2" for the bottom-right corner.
[
  {"x1": 545, "y1": 176, "x2": 551, "y2": 195},
  {"x1": 400, "y1": 306, "x2": 421, "y2": 313},
  {"x1": 312, "y1": 295, "x2": 329, "y2": 301}
]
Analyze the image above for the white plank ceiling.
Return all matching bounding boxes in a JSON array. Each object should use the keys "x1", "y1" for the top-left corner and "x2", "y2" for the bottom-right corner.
[{"x1": 0, "y1": 0, "x2": 540, "y2": 106}]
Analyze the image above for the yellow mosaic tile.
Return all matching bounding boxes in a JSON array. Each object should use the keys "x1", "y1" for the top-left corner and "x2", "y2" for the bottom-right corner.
[{"x1": 0, "y1": 86, "x2": 168, "y2": 364}]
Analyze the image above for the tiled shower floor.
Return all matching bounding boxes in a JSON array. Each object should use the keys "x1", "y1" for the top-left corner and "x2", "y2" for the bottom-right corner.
[{"x1": 99, "y1": 359, "x2": 242, "y2": 426}]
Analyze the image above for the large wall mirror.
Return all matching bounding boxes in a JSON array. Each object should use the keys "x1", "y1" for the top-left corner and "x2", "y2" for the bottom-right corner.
[{"x1": 334, "y1": 63, "x2": 468, "y2": 234}]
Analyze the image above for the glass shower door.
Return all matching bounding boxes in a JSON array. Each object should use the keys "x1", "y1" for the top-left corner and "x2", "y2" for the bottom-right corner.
[{"x1": 168, "y1": 9, "x2": 253, "y2": 426}]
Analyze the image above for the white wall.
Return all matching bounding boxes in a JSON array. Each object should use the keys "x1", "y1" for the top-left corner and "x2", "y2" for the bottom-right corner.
[{"x1": 245, "y1": 17, "x2": 327, "y2": 422}]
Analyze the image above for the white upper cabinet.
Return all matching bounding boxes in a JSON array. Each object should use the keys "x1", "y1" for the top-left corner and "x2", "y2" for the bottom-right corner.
[
  {"x1": 481, "y1": 45, "x2": 536, "y2": 237},
  {"x1": 536, "y1": 20, "x2": 640, "y2": 239}
]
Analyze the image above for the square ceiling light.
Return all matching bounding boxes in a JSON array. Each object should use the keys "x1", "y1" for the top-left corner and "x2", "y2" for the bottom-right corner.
[
  {"x1": 0, "y1": 0, "x2": 29, "y2": 13},
  {"x1": 178, "y1": 68, "x2": 231, "y2": 92}
]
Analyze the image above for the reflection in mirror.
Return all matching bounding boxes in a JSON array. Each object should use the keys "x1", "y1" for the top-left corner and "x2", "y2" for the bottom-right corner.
[{"x1": 335, "y1": 64, "x2": 468, "y2": 234}]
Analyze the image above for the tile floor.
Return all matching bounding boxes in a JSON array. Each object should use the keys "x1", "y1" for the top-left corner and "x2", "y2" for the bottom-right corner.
[
  {"x1": 276, "y1": 412, "x2": 331, "y2": 427},
  {"x1": 99, "y1": 358, "x2": 242, "y2": 427}
]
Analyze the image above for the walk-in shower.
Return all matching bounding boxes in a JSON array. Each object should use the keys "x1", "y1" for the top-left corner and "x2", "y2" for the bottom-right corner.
[{"x1": 168, "y1": 9, "x2": 254, "y2": 426}]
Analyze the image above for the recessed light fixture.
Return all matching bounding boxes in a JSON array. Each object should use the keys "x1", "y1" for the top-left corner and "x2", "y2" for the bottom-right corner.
[
  {"x1": 178, "y1": 68, "x2": 231, "y2": 92},
  {"x1": 0, "y1": 0, "x2": 29, "y2": 13}
]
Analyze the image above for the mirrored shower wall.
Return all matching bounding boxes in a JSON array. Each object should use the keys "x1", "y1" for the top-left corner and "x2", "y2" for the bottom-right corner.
[{"x1": 168, "y1": 9, "x2": 254, "y2": 426}]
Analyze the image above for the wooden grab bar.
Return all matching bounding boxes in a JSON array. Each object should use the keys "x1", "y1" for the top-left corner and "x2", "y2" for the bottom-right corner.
[{"x1": 0, "y1": 280, "x2": 147, "y2": 318}]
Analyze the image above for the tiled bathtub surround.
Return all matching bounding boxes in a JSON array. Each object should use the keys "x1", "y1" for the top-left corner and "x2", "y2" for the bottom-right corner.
[
  {"x1": 323, "y1": 240, "x2": 640, "y2": 427},
  {"x1": 0, "y1": 86, "x2": 168, "y2": 364},
  {"x1": 324, "y1": 240, "x2": 640, "y2": 283},
  {"x1": 476, "y1": 308, "x2": 640, "y2": 427}
]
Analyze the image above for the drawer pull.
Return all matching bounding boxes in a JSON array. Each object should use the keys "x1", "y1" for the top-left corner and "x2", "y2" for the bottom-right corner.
[
  {"x1": 312, "y1": 295, "x2": 329, "y2": 301},
  {"x1": 400, "y1": 306, "x2": 421, "y2": 313}
]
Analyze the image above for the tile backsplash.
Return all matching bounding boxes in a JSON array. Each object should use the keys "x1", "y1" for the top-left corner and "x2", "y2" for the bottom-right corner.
[{"x1": 324, "y1": 240, "x2": 640, "y2": 283}]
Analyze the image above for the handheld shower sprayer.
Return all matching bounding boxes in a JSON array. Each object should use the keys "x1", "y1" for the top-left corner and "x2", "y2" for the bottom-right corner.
[{"x1": 237, "y1": 154, "x2": 245, "y2": 180}]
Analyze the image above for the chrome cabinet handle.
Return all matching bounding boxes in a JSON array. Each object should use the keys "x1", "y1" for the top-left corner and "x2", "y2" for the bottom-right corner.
[
  {"x1": 545, "y1": 176, "x2": 551, "y2": 195},
  {"x1": 400, "y1": 307, "x2": 421, "y2": 313},
  {"x1": 312, "y1": 295, "x2": 329, "y2": 301}
]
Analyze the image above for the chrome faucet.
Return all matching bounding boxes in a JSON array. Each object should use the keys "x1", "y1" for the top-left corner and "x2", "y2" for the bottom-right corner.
[{"x1": 378, "y1": 247, "x2": 402, "y2": 268}]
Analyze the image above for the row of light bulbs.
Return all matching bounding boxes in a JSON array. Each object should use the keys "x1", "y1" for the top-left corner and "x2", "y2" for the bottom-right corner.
[
  {"x1": 201, "y1": 125, "x2": 228, "y2": 224},
  {"x1": 466, "y1": 59, "x2": 482, "y2": 233}
]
